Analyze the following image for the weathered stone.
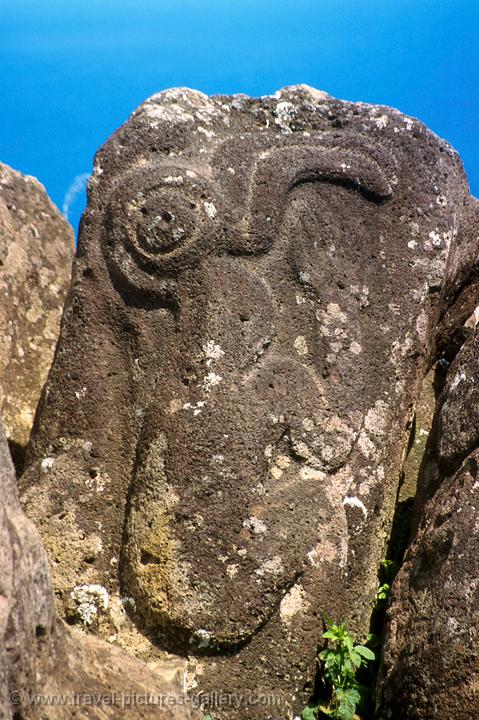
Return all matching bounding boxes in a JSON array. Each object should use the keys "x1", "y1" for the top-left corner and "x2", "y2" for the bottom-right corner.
[
  {"x1": 376, "y1": 327, "x2": 479, "y2": 720},
  {"x1": 0, "y1": 401, "x2": 57, "y2": 717},
  {"x1": 0, "y1": 163, "x2": 74, "y2": 469},
  {"x1": 0, "y1": 417, "x2": 198, "y2": 719},
  {"x1": 19, "y1": 85, "x2": 479, "y2": 716},
  {"x1": 398, "y1": 367, "x2": 436, "y2": 503}
]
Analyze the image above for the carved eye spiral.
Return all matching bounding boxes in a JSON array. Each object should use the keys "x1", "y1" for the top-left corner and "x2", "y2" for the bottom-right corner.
[
  {"x1": 101, "y1": 167, "x2": 217, "y2": 302},
  {"x1": 133, "y1": 189, "x2": 197, "y2": 258}
]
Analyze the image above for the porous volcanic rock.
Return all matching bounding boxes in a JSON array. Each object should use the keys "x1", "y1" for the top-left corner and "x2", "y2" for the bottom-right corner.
[
  {"x1": 0, "y1": 163, "x2": 74, "y2": 468},
  {"x1": 0, "y1": 418, "x2": 198, "y2": 719},
  {"x1": 19, "y1": 85, "x2": 479, "y2": 717},
  {"x1": 398, "y1": 367, "x2": 436, "y2": 503},
  {"x1": 376, "y1": 327, "x2": 479, "y2": 719},
  {"x1": 0, "y1": 402, "x2": 56, "y2": 717}
]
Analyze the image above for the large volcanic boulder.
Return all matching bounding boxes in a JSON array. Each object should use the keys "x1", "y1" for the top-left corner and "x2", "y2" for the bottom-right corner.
[
  {"x1": 19, "y1": 85, "x2": 479, "y2": 717},
  {"x1": 376, "y1": 326, "x2": 479, "y2": 719},
  {"x1": 0, "y1": 416, "x2": 198, "y2": 719},
  {"x1": 0, "y1": 163, "x2": 74, "y2": 468},
  {"x1": 0, "y1": 402, "x2": 57, "y2": 717}
]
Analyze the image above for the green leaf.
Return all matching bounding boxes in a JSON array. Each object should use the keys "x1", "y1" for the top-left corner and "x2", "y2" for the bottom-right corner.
[
  {"x1": 350, "y1": 650, "x2": 361, "y2": 669},
  {"x1": 344, "y1": 635, "x2": 354, "y2": 653},
  {"x1": 354, "y1": 644, "x2": 375, "y2": 661},
  {"x1": 322, "y1": 629, "x2": 338, "y2": 640},
  {"x1": 381, "y1": 558, "x2": 399, "y2": 574},
  {"x1": 318, "y1": 704, "x2": 334, "y2": 717},
  {"x1": 336, "y1": 622, "x2": 348, "y2": 638},
  {"x1": 301, "y1": 705, "x2": 319, "y2": 720},
  {"x1": 336, "y1": 687, "x2": 360, "y2": 720},
  {"x1": 376, "y1": 582, "x2": 391, "y2": 601},
  {"x1": 320, "y1": 649, "x2": 334, "y2": 664}
]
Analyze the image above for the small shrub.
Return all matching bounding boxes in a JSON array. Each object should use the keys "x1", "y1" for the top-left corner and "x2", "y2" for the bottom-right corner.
[{"x1": 302, "y1": 617, "x2": 375, "y2": 720}]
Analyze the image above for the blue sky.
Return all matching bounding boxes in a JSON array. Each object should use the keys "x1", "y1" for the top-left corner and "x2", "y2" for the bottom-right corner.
[{"x1": 1, "y1": 0, "x2": 478, "y2": 234}]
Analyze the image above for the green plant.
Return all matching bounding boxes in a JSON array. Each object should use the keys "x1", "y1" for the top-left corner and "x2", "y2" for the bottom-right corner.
[
  {"x1": 373, "y1": 559, "x2": 399, "y2": 607},
  {"x1": 373, "y1": 560, "x2": 399, "y2": 608},
  {"x1": 302, "y1": 617, "x2": 375, "y2": 720}
]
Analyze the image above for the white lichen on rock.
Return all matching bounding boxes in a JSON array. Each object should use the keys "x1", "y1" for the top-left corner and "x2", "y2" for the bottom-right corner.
[
  {"x1": 41, "y1": 457, "x2": 54, "y2": 472},
  {"x1": 255, "y1": 555, "x2": 284, "y2": 577},
  {"x1": 274, "y1": 101, "x2": 296, "y2": 134},
  {"x1": 280, "y1": 582, "x2": 309, "y2": 623},
  {"x1": 190, "y1": 628, "x2": 211, "y2": 648},
  {"x1": 70, "y1": 584, "x2": 109, "y2": 625},
  {"x1": 203, "y1": 340, "x2": 225, "y2": 366},
  {"x1": 243, "y1": 516, "x2": 267, "y2": 535},
  {"x1": 342, "y1": 495, "x2": 368, "y2": 519},
  {"x1": 183, "y1": 400, "x2": 206, "y2": 416},
  {"x1": 202, "y1": 371, "x2": 222, "y2": 392},
  {"x1": 203, "y1": 201, "x2": 217, "y2": 219},
  {"x1": 293, "y1": 335, "x2": 309, "y2": 356}
]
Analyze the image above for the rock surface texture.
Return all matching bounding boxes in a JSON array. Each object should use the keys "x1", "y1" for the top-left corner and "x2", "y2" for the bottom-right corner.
[
  {"x1": 0, "y1": 409, "x2": 56, "y2": 717},
  {"x1": 376, "y1": 328, "x2": 479, "y2": 719},
  {"x1": 0, "y1": 418, "x2": 198, "y2": 719},
  {"x1": 0, "y1": 163, "x2": 74, "y2": 467},
  {"x1": 19, "y1": 85, "x2": 479, "y2": 717}
]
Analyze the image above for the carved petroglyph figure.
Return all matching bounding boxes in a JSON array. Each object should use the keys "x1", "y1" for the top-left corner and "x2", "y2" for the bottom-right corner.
[{"x1": 20, "y1": 86, "x2": 479, "y2": 716}]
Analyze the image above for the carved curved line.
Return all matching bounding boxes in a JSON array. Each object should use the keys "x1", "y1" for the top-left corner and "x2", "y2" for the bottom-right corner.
[
  {"x1": 289, "y1": 148, "x2": 393, "y2": 199},
  {"x1": 236, "y1": 134, "x2": 395, "y2": 255}
]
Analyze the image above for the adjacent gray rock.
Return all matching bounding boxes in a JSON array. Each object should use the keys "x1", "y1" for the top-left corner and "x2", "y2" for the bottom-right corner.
[
  {"x1": 376, "y1": 328, "x2": 479, "y2": 719},
  {"x1": 0, "y1": 416, "x2": 198, "y2": 719},
  {"x1": 0, "y1": 163, "x2": 74, "y2": 467},
  {"x1": 0, "y1": 407, "x2": 56, "y2": 718},
  {"x1": 19, "y1": 85, "x2": 479, "y2": 716}
]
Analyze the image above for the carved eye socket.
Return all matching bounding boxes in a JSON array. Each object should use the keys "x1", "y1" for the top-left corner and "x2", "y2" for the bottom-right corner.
[
  {"x1": 101, "y1": 167, "x2": 217, "y2": 303},
  {"x1": 134, "y1": 190, "x2": 197, "y2": 258}
]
